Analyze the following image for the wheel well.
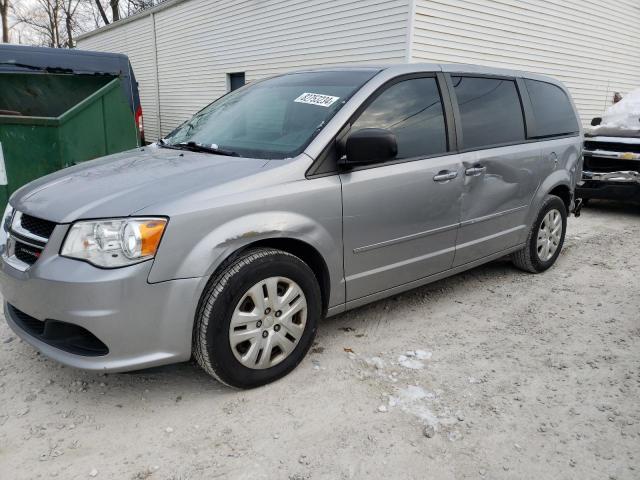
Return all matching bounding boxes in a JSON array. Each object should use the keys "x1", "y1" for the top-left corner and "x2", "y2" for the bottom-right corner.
[
  {"x1": 549, "y1": 185, "x2": 571, "y2": 211},
  {"x1": 226, "y1": 238, "x2": 331, "y2": 316}
]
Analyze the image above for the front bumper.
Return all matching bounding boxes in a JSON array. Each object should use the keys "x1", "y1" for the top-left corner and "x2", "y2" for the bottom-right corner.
[
  {"x1": 582, "y1": 170, "x2": 640, "y2": 183},
  {"x1": 1, "y1": 254, "x2": 204, "y2": 372},
  {"x1": 579, "y1": 137, "x2": 640, "y2": 201},
  {"x1": 577, "y1": 169, "x2": 640, "y2": 201}
]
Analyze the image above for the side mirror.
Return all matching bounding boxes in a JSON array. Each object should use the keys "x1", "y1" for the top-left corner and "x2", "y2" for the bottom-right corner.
[
  {"x1": 591, "y1": 117, "x2": 602, "y2": 126},
  {"x1": 342, "y1": 128, "x2": 398, "y2": 166}
]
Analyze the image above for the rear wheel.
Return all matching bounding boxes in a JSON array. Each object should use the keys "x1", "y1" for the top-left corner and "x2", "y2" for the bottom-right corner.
[
  {"x1": 511, "y1": 195, "x2": 567, "y2": 273},
  {"x1": 193, "y1": 248, "x2": 321, "y2": 388}
]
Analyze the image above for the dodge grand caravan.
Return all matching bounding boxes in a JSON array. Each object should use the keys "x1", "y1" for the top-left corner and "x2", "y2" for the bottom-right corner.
[{"x1": 0, "y1": 64, "x2": 582, "y2": 388}]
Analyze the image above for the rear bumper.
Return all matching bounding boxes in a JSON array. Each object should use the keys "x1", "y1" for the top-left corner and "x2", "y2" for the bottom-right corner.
[{"x1": 0, "y1": 255, "x2": 203, "y2": 372}]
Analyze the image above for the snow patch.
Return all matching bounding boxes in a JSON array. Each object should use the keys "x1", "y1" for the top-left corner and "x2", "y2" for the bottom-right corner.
[
  {"x1": 397, "y1": 355, "x2": 424, "y2": 370},
  {"x1": 365, "y1": 356, "x2": 385, "y2": 370},
  {"x1": 415, "y1": 350, "x2": 432, "y2": 360},
  {"x1": 388, "y1": 385, "x2": 438, "y2": 427}
]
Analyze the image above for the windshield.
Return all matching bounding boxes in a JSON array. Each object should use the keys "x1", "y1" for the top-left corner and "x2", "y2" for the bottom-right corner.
[{"x1": 162, "y1": 70, "x2": 378, "y2": 159}]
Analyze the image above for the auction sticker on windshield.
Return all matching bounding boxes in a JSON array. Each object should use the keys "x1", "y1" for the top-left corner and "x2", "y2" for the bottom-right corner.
[{"x1": 294, "y1": 93, "x2": 340, "y2": 107}]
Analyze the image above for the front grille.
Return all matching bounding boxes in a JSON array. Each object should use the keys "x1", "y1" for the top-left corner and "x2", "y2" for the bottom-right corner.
[
  {"x1": 584, "y1": 141, "x2": 640, "y2": 154},
  {"x1": 8, "y1": 304, "x2": 109, "y2": 357},
  {"x1": 19, "y1": 214, "x2": 56, "y2": 240},
  {"x1": 14, "y1": 240, "x2": 43, "y2": 266},
  {"x1": 9, "y1": 304, "x2": 45, "y2": 335},
  {"x1": 7, "y1": 211, "x2": 57, "y2": 268},
  {"x1": 584, "y1": 155, "x2": 640, "y2": 173}
]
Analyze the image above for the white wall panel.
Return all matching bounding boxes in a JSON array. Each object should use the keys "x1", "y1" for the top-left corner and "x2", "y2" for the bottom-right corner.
[
  {"x1": 152, "y1": 0, "x2": 409, "y2": 135},
  {"x1": 82, "y1": 0, "x2": 410, "y2": 137},
  {"x1": 77, "y1": 0, "x2": 640, "y2": 134},
  {"x1": 78, "y1": 15, "x2": 161, "y2": 140},
  {"x1": 411, "y1": 0, "x2": 640, "y2": 126}
]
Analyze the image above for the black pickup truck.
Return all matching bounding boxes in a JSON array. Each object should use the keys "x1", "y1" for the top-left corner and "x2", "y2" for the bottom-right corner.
[{"x1": 578, "y1": 90, "x2": 640, "y2": 202}]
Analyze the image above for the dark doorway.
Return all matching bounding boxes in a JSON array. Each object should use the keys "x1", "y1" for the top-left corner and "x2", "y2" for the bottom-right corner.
[{"x1": 228, "y1": 72, "x2": 245, "y2": 91}]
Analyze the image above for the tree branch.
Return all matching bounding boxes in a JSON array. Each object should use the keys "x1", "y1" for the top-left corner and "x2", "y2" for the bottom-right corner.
[{"x1": 93, "y1": 0, "x2": 109, "y2": 24}]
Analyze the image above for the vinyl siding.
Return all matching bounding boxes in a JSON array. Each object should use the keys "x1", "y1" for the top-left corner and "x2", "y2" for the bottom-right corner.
[
  {"x1": 78, "y1": 15, "x2": 161, "y2": 141},
  {"x1": 80, "y1": 0, "x2": 410, "y2": 138},
  {"x1": 411, "y1": 0, "x2": 640, "y2": 126},
  {"x1": 77, "y1": 0, "x2": 640, "y2": 135}
]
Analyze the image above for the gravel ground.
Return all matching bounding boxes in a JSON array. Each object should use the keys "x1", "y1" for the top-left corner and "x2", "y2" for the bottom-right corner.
[{"x1": 1, "y1": 201, "x2": 639, "y2": 480}]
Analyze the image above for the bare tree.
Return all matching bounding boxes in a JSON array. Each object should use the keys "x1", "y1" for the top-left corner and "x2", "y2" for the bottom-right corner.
[
  {"x1": 10, "y1": 0, "x2": 162, "y2": 46},
  {"x1": 0, "y1": 0, "x2": 10, "y2": 43},
  {"x1": 126, "y1": 0, "x2": 157, "y2": 16},
  {"x1": 14, "y1": 0, "x2": 84, "y2": 47},
  {"x1": 14, "y1": 0, "x2": 61, "y2": 47},
  {"x1": 61, "y1": 0, "x2": 82, "y2": 47},
  {"x1": 90, "y1": 0, "x2": 121, "y2": 25},
  {"x1": 109, "y1": 0, "x2": 119, "y2": 21},
  {"x1": 93, "y1": 0, "x2": 109, "y2": 25}
]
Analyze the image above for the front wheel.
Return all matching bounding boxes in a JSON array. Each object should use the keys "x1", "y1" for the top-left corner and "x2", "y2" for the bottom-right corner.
[
  {"x1": 511, "y1": 195, "x2": 567, "y2": 273},
  {"x1": 193, "y1": 248, "x2": 321, "y2": 388}
]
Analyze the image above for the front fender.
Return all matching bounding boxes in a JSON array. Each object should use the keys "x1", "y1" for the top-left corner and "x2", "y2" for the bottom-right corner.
[
  {"x1": 201, "y1": 211, "x2": 338, "y2": 277},
  {"x1": 148, "y1": 210, "x2": 344, "y2": 305}
]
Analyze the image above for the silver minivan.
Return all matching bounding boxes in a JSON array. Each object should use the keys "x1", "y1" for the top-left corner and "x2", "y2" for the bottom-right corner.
[{"x1": 0, "y1": 64, "x2": 582, "y2": 388}]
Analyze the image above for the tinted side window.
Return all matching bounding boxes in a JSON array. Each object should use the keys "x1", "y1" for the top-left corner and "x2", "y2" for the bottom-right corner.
[
  {"x1": 452, "y1": 76, "x2": 525, "y2": 149},
  {"x1": 351, "y1": 77, "x2": 447, "y2": 159},
  {"x1": 525, "y1": 79, "x2": 579, "y2": 138}
]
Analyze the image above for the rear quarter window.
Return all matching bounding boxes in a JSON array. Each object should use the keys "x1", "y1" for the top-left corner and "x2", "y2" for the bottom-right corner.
[{"x1": 525, "y1": 79, "x2": 579, "y2": 138}]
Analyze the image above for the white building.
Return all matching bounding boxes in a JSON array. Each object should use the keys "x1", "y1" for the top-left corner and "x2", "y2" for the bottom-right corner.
[{"x1": 77, "y1": 0, "x2": 640, "y2": 141}]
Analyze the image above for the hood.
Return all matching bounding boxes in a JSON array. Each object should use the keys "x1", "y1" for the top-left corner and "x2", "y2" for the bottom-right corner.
[{"x1": 11, "y1": 146, "x2": 269, "y2": 223}]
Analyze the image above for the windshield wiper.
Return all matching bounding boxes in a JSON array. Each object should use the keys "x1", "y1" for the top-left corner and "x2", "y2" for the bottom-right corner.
[
  {"x1": 157, "y1": 138, "x2": 183, "y2": 150},
  {"x1": 179, "y1": 141, "x2": 239, "y2": 157},
  {"x1": 158, "y1": 139, "x2": 238, "y2": 157}
]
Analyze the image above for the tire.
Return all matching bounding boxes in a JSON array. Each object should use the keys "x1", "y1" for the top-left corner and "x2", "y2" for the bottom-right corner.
[
  {"x1": 511, "y1": 195, "x2": 567, "y2": 273},
  {"x1": 193, "y1": 248, "x2": 321, "y2": 388}
]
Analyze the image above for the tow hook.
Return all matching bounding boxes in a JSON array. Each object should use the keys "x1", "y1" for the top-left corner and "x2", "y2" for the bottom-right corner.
[{"x1": 572, "y1": 198, "x2": 584, "y2": 217}]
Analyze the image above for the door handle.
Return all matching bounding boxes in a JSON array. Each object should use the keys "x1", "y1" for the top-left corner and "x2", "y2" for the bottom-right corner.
[
  {"x1": 465, "y1": 165, "x2": 486, "y2": 176},
  {"x1": 433, "y1": 170, "x2": 458, "y2": 183}
]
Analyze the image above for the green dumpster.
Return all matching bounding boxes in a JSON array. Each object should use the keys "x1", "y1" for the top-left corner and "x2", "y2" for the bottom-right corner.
[{"x1": 0, "y1": 73, "x2": 139, "y2": 210}]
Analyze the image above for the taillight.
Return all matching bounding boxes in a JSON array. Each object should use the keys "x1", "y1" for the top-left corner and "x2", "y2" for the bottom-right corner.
[{"x1": 135, "y1": 105, "x2": 145, "y2": 144}]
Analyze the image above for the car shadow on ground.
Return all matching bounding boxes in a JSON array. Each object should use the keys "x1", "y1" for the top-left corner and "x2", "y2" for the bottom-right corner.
[{"x1": 582, "y1": 199, "x2": 640, "y2": 217}]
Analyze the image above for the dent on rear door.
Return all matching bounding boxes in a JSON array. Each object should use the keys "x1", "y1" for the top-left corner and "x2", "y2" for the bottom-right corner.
[{"x1": 454, "y1": 142, "x2": 542, "y2": 266}]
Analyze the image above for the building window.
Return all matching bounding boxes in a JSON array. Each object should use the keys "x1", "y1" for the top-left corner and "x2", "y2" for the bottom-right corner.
[{"x1": 228, "y1": 72, "x2": 245, "y2": 91}]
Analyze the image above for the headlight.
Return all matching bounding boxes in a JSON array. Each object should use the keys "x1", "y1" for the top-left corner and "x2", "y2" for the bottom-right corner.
[{"x1": 61, "y1": 218, "x2": 167, "y2": 268}]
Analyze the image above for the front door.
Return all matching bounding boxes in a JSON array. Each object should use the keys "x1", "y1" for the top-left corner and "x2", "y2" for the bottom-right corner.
[
  {"x1": 340, "y1": 76, "x2": 463, "y2": 301},
  {"x1": 448, "y1": 75, "x2": 541, "y2": 266}
]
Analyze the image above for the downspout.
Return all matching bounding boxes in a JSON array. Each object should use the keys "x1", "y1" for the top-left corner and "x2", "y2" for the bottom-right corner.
[
  {"x1": 405, "y1": 0, "x2": 416, "y2": 63},
  {"x1": 151, "y1": 12, "x2": 162, "y2": 138}
]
